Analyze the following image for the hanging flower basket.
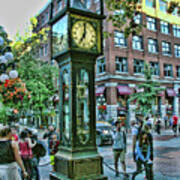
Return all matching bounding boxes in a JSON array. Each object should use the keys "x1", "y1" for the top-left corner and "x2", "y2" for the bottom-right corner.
[
  {"x1": 98, "y1": 105, "x2": 107, "y2": 113},
  {"x1": 0, "y1": 78, "x2": 29, "y2": 104}
]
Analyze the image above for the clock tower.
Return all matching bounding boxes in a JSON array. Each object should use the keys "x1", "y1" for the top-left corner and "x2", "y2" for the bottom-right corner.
[{"x1": 49, "y1": 0, "x2": 106, "y2": 180}]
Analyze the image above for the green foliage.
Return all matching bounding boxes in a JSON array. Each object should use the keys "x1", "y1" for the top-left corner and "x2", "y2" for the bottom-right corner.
[
  {"x1": 129, "y1": 63, "x2": 165, "y2": 117},
  {"x1": 105, "y1": 0, "x2": 143, "y2": 37},
  {"x1": 11, "y1": 18, "x2": 58, "y2": 119}
]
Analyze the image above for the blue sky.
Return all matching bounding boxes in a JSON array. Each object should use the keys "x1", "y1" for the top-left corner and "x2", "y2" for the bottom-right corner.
[{"x1": 0, "y1": 0, "x2": 50, "y2": 39}]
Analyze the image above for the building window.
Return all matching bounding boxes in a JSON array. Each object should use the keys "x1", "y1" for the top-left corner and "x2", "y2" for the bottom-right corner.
[
  {"x1": 146, "y1": 16, "x2": 157, "y2": 31},
  {"x1": 150, "y1": 62, "x2": 159, "y2": 76},
  {"x1": 114, "y1": 31, "x2": 127, "y2": 47},
  {"x1": 39, "y1": 46, "x2": 44, "y2": 57},
  {"x1": 162, "y1": 41, "x2": 171, "y2": 56},
  {"x1": 132, "y1": 36, "x2": 143, "y2": 50},
  {"x1": 97, "y1": 58, "x2": 106, "y2": 74},
  {"x1": 115, "y1": 57, "x2": 128, "y2": 73},
  {"x1": 44, "y1": 44, "x2": 48, "y2": 56},
  {"x1": 174, "y1": 44, "x2": 180, "y2": 58},
  {"x1": 164, "y1": 64, "x2": 173, "y2": 77},
  {"x1": 133, "y1": 13, "x2": 142, "y2": 24},
  {"x1": 173, "y1": 25, "x2": 180, "y2": 38},
  {"x1": 176, "y1": 66, "x2": 180, "y2": 78},
  {"x1": 133, "y1": 59, "x2": 144, "y2": 74},
  {"x1": 148, "y1": 38, "x2": 158, "y2": 53},
  {"x1": 160, "y1": 21, "x2": 170, "y2": 34},
  {"x1": 146, "y1": 0, "x2": 155, "y2": 8},
  {"x1": 159, "y1": 0, "x2": 167, "y2": 12},
  {"x1": 57, "y1": 0, "x2": 62, "y2": 12}
]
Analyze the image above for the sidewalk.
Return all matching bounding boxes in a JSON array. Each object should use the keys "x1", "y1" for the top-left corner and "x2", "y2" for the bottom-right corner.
[{"x1": 102, "y1": 128, "x2": 180, "y2": 180}]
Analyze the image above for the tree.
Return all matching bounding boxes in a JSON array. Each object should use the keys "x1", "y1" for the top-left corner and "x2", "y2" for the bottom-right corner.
[
  {"x1": 12, "y1": 18, "x2": 58, "y2": 126},
  {"x1": 129, "y1": 63, "x2": 164, "y2": 119},
  {"x1": 105, "y1": 0, "x2": 180, "y2": 37}
]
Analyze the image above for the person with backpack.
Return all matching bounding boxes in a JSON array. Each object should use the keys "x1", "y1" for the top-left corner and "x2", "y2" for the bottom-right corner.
[
  {"x1": 172, "y1": 115, "x2": 178, "y2": 137},
  {"x1": 19, "y1": 130, "x2": 36, "y2": 180},
  {"x1": 0, "y1": 126, "x2": 28, "y2": 180},
  {"x1": 49, "y1": 134, "x2": 60, "y2": 171},
  {"x1": 112, "y1": 120, "x2": 127, "y2": 177},
  {"x1": 133, "y1": 125, "x2": 154, "y2": 180}
]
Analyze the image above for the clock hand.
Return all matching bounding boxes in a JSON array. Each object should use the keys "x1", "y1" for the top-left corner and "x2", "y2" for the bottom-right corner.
[{"x1": 79, "y1": 23, "x2": 86, "y2": 43}]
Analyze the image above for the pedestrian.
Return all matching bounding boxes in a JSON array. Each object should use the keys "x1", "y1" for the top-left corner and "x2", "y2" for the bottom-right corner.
[
  {"x1": 163, "y1": 114, "x2": 169, "y2": 129},
  {"x1": 43, "y1": 125, "x2": 59, "y2": 154},
  {"x1": 0, "y1": 126, "x2": 28, "y2": 179},
  {"x1": 155, "y1": 115, "x2": 161, "y2": 135},
  {"x1": 133, "y1": 125, "x2": 154, "y2": 180},
  {"x1": 49, "y1": 134, "x2": 60, "y2": 171},
  {"x1": 11, "y1": 126, "x2": 19, "y2": 141},
  {"x1": 18, "y1": 130, "x2": 36, "y2": 180},
  {"x1": 112, "y1": 120, "x2": 127, "y2": 177},
  {"x1": 172, "y1": 115, "x2": 178, "y2": 137},
  {"x1": 132, "y1": 119, "x2": 143, "y2": 161}
]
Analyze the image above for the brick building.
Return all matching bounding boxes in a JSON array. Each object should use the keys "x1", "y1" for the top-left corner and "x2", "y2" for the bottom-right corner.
[{"x1": 36, "y1": 0, "x2": 180, "y2": 126}]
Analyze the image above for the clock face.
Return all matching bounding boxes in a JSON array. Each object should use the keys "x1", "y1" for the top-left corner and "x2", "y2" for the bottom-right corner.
[{"x1": 72, "y1": 21, "x2": 96, "y2": 49}]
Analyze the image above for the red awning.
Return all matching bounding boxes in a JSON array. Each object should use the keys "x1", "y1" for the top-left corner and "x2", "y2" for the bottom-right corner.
[
  {"x1": 117, "y1": 85, "x2": 133, "y2": 95},
  {"x1": 96, "y1": 87, "x2": 105, "y2": 96},
  {"x1": 166, "y1": 89, "x2": 176, "y2": 97}
]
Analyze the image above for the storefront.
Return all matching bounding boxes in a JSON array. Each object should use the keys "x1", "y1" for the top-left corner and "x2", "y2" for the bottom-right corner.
[
  {"x1": 165, "y1": 88, "x2": 176, "y2": 115},
  {"x1": 117, "y1": 85, "x2": 133, "y2": 128}
]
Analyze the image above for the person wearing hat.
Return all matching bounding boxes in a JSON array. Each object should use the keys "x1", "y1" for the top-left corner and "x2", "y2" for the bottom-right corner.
[{"x1": 112, "y1": 120, "x2": 127, "y2": 177}]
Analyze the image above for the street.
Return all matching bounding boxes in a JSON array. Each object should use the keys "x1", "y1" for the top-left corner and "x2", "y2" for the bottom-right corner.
[{"x1": 38, "y1": 129, "x2": 180, "y2": 180}]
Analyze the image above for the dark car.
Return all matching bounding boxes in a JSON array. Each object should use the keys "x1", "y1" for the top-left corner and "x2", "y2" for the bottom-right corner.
[{"x1": 96, "y1": 121, "x2": 113, "y2": 146}]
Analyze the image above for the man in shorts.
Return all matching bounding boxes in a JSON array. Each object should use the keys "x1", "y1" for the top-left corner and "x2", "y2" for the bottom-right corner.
[{"x1": 112, "y1": 120, "x2": 127, "y2": 177}]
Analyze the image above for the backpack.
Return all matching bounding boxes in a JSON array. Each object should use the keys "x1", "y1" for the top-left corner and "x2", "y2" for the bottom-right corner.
[{"x1": 32, "y1": 141, "x2": 46, "y2": 158}]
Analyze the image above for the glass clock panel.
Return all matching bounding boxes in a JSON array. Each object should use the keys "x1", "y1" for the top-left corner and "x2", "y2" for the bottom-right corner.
[
  {"x1": 76, "y1": 68, "x2": 90, "y2": 145},
  {"x1": 52, "y1": 0, "x2": 67, "y2": 17},
  {"x1": 52, "y1": 15, "x2": 68, "y2": 56},
  {"x1": 71, "y1": 0, "x2": 101, "y2": 14},
  {"x1": 62, "y1": 69, "x2": 70, "y2": 141}
]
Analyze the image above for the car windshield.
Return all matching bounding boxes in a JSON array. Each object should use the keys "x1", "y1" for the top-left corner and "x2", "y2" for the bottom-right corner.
[{"x1": 96, "y1": 124, "x2": 112, "y2": 130}]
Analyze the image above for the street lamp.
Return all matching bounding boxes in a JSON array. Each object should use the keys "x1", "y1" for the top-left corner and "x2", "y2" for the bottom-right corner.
[{"x1": 49, "y1": 0, "x2": 106, "y2": 179}]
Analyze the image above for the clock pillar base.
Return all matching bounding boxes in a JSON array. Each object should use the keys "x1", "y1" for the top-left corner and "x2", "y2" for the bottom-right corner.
[{"x1": 50, "y1": 152, "x2": 107, "y2": 180}]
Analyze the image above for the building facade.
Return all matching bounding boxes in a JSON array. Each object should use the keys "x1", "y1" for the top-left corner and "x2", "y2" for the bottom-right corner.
[{"x1": 36, "y1": 0, "x2": 180, "y2": 126}]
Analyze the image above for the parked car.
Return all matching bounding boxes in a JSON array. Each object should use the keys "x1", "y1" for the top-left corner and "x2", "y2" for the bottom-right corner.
[{"x1": 96, "y1": 121, "x2": 113, "y2": 146}]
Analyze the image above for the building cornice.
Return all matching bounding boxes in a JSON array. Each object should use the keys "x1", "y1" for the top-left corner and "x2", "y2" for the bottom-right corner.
[{"x1": 95, "y1": 74, "x2": 180, "y2": 84}]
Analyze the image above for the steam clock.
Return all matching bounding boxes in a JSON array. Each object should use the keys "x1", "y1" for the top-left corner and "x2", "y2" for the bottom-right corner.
[{"x1": 50, "y1": 0, "x2": 106, "y2": 179}]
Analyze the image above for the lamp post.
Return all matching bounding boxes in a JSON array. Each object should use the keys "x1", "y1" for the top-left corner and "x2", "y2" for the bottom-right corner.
[{"x1": 49, "y1": 0, "x2": 106, "y2": 179}]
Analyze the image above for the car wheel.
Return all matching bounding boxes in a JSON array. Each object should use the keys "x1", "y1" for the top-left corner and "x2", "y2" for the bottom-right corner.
[{"x1": 96, "y1": 135, "x2": 102, "y2": 146}]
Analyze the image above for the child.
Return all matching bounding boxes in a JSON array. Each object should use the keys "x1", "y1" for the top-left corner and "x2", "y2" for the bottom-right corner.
[{"x1": 49, "y1": 134, "x2": 60, "y2": 170}]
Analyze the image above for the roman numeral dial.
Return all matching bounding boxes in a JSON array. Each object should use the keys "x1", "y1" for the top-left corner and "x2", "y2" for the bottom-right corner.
[{"x1": 72, "y1": 20, "x2": 96, "y2": 49}]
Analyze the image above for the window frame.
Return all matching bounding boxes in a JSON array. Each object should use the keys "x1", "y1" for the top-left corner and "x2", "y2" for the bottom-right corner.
[
  {"x1": 133, "y1": 59, "x2": 144, "y2": 74},
  {"x1": 164, "y1": 64, "x2": 173, "y2": 77},
  {"x1": 162, "y1": 41, "x2": 171, "y2": 56},
  {"x1": 96, "y1": 58, "x2": 106, "y2": 74},
  {"x1": 148, "y1": 38, "x2": 158, "y2": 54},
  {"x1": 114, "y1": 31, "x2": 127, "y2": 48},
  {"x1": 174, "y1": 44, "x2": 180, "y2": 58},
  {"x1": 173, "y1": 25, "x2": 180, "y2": 38},
  {"x1": 115, "y1": 57, "x2": 128, "y2": 73},
  {"x1": 150, "y1": 62, "x2": 159, "y2": 76},
  {"x1": 132, "y1": 35, "x2": 143, "y2": 51},
  {"x1": 160, "y1": 21, "x2": 170, "y2": 35},
  {"x1": 146, "y1": 16, "x2": 157, "y2": 31}
]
